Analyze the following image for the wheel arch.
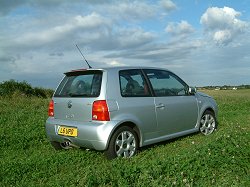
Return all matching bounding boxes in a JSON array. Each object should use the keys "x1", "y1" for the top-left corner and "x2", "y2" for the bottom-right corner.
[
  {"x1": 197, "y1": 106, "x2": 217, "y2": 128},
  {"x1": 105, "y1": 121, "x2": 142, "y2": 150},
  {"x1": 200, "y1": 106, "x2": 216, "y2": 119},
  {"x1": 203, "y1": 107, "x2": 218, "y2": 125},
  {"x1": 203, "y1": 107, "x2": 215, "y2": 115}
]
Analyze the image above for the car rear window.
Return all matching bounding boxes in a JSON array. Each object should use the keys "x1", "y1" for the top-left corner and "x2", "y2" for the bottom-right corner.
[{"x1": 54, "y1": 70, "x2": 102, "y2": 97}]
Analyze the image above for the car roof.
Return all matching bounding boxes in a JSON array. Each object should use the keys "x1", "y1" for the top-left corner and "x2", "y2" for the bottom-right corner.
[{"x1": 67, "y1": 66, "x2": 171, "y2": 73}]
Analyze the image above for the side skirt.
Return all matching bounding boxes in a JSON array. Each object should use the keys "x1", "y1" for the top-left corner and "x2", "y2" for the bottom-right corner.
[{"x1": 142, "y1": 128, "x2": 199, "y2": 147}]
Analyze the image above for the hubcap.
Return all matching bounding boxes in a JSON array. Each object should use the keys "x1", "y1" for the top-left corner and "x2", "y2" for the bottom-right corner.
[
  {"x1": 200, "y1": 114, "x2": 216, "y2": 135},
  {"x1": 115, "y1": 131, "x2": 136, "y2": 157}
]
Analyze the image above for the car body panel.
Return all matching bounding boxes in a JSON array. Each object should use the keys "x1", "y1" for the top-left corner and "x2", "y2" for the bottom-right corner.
[
  {"x1": 53, "y1": 97, "x2": 95, "y2": 122},
  {"x1": 109, "y1": 97, "x2": 157, "y2": 146},
  {"x1": 46, "y1": 117, "x2": 117, "y2": 150},
  {"x1": 154, "y1": 95, "x2": 199, "y2": 136}
]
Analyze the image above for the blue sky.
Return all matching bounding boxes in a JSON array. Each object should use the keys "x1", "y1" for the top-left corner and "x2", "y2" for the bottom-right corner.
[{"x1": 0, "y1": 0, "x2": 250, "y2": 88}]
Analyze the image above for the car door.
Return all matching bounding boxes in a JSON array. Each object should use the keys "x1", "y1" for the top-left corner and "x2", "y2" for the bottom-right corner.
[{"x1": 143, "y1": 69, "x2": 198, "y2": 136}]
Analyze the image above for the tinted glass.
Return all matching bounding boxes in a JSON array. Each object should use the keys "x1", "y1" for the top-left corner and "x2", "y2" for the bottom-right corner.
[
  {"x1": 54, "y1": 71, "x2": 102, "y2": 97},
  {"x1": 144, "y1": 69, "x2": 188, "y2": 96},
  {"x1": 119, "y1": 69, "x2": 150, "y2": 97}
]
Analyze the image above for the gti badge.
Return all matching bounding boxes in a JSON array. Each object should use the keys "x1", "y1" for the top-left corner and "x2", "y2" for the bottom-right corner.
[{"x1": 67, "y1": 100, "x2": 72, "y2": 108}]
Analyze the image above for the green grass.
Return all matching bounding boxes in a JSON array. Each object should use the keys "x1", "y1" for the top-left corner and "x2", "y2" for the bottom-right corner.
[{"x1": 1, "y1": 90, "x2": 249, "y2": 186}]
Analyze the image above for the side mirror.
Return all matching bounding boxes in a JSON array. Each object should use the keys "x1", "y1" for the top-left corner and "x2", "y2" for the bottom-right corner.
[{"x1": 188, "y1": 87, "x2": 197, "y2": 95}]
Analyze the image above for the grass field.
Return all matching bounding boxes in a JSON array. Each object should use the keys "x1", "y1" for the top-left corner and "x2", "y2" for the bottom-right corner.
[{"x1": 1, "y1": 90, "x2": 249, "y2": 186}]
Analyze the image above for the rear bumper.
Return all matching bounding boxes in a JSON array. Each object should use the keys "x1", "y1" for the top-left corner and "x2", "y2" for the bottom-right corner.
[{"x1": 45, "y1": 117, "x2": 117, "y2": 150}]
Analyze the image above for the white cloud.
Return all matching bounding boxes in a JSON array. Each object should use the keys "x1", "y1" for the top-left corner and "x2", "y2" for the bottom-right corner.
[
  {"x1": 105, "y1": 39, "x2": 203, "y2": 67},
  {"x1": 200, "y1": 6, "x2": 248, "y2": 45},
  {"x1": 165, "y1": 20, "x2": 195, "y2": 37},
  {"x1": 213, "y1": 30, "x2": 232, "y2": 44},
  {"x1": 160, "y1": 0, "x2": 177, "y2": 12},
  {"x1": 9, "y1": 9, "x2": 155, "y2": 52},
  {"x1": 201, "y1": 7, "x2": 242, "y2": 30},
  {"x1": 82, "y1": 1, "x2": 156, "y2": 23},
  {"x1": 15, "y1": 12, "x2": 108, "y2": 45},
  {"x1": 116, "y1": 28, "x2": 155, "y2": 49},
  {"x1": 105, "y1": 60, "x2": 125, "y2": 66},
  {"x1": 0, "y1": 0, "x2": 109, "y2": 16}
]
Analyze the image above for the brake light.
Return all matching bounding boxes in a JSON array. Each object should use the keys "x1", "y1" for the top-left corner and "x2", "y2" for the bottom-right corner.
[
  {"x1": 92, "y1": 100, "x2": 110, "y2": 121},
  {"x1": 48, "y1": 100, "x2": 54, "y2": 117}
]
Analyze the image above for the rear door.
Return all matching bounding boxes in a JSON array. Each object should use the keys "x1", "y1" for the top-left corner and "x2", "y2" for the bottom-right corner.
[
  {"x1": 53, "y1": 70, "x2": 102, "y2": 122},
  {"x1": 143, "y1": 69, "x2": 198, "y2": 136}
]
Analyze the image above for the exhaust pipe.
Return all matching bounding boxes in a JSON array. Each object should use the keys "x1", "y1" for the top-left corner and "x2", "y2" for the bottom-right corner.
[{"x1": 60, "y1": 141, "x2": 79, "y2": 149}]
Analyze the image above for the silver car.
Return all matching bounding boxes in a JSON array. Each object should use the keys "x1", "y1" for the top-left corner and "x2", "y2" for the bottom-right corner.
[{"x1": 45, "y1": 67, "x2": 218, "y2": 159}]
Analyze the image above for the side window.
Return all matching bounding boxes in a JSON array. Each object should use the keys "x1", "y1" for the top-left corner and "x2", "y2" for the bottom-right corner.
[
  {"x1": 144, "y1": 69, "x2": 188, "y2": 97},
  {"x1": 119, "y1": 69, "x2": 150, "y2": 97}
]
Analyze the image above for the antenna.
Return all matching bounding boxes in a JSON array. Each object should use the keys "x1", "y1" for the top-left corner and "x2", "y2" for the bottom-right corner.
[{"x1": 75, "y1": 44, "x2": 92, "y2": 69}]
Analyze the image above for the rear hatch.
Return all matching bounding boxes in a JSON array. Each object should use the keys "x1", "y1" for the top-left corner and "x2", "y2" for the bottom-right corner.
[{"x1": 53, "y1": 70, "x2": 103, "y2": 122}]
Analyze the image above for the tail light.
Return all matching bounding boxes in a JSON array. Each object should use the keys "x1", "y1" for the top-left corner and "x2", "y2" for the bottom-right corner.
[
  {"x1": 48, "y1": 100, "x2": 54, "y2": 117},
  {"x1": 92, "y1": 100, "x2": 110, "y2": 121}
]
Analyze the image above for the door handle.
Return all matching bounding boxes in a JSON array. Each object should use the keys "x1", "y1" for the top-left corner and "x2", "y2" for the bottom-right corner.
[{"x1": 156, "y1": 103, "x2": 165, "y2": 109}]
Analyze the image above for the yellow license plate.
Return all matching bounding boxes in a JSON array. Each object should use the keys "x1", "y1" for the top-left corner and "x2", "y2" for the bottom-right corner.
[{"x1": 58, "y1": 126, "x2": 78, "y2": 137}]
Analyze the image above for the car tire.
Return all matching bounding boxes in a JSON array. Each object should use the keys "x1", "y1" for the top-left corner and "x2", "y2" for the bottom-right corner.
[
  {"x1": 105, "y1": 126, "x2": 139, "y2": 159},
  {"x1": 199, "y1": 110, "x2": 217, "y2": 135}
]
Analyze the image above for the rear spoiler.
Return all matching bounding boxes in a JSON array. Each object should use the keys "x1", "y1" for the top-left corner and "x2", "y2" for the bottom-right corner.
[{"x1": 64, "y1": 69, "x2": 102, "y2": 76}]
